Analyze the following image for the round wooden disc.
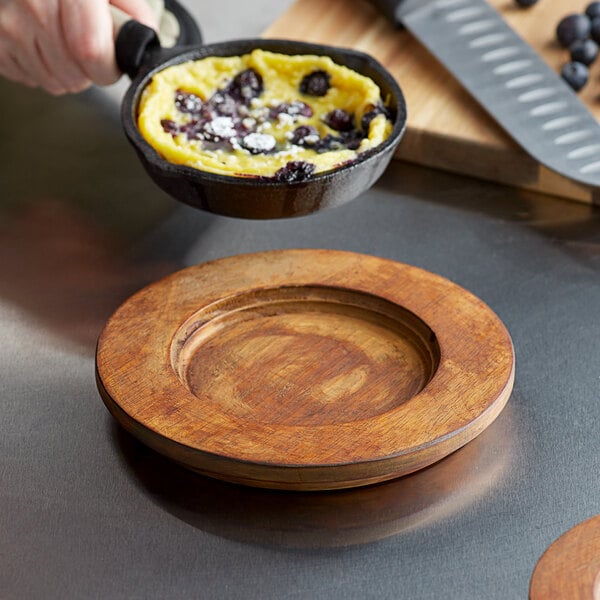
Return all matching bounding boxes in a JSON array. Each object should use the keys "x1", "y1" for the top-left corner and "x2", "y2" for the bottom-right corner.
[
  {"x1": 96, "y1": 249, "x2": 515, "y2": 490},
  {"x1": 530, "y1": 515, "x2": 600, "y2": 600}
]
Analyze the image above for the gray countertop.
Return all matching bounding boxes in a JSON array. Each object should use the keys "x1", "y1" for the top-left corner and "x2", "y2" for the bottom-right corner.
[{"x1": 1, "y1": 1, "x2": 600, "y2": 598}]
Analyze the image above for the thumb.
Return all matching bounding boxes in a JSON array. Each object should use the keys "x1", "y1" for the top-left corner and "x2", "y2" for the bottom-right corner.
[{"x1": 109, "y1": 0, "x2": 160, "y2": 30}]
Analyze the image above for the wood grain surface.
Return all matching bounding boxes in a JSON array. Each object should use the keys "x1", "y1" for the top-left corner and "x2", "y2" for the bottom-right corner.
[
  {"x1": 263, "y1": 0, "x2": 600, "y2": 203},
  {"x1": 530, "y1": 514, "x2": 600, "y2": 599},
  {"x1": 96, "y1": 249, "x2": 515, "y2": 490}
]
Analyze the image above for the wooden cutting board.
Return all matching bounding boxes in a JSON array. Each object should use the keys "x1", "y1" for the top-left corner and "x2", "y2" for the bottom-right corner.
[{"x1": 264, "y1": 0, "x2": 600, "y2": 203}]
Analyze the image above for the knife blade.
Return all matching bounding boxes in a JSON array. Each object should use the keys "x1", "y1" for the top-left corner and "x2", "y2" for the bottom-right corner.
[{"x1": 371, "y1": 0, "x2": 600, "y2": 189}]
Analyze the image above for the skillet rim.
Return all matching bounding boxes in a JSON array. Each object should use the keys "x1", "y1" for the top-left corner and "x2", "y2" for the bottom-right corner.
[{"x1": 120, "y1": 37, "x2": 407, "y2": 189}]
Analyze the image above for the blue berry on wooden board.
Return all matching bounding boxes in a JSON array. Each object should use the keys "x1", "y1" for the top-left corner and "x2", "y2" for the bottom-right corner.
[
  {"x1": 590, "y1": 17, "x2": 600, "y2": 43},
  {"x1": 515, "y1": 0, "x2": 538, "y2": 7},
  {"x1": 556, "y1": 14, "x2": 592, "y2": 48},
  {"x1": 561, "y1": 61, "x2": 589, "y2": 91},
  {"x1": 586, "y1": 2, "x2": 600, "y2": 20},
  {"x1": 570, "y1": 38, "x2": 599, "y2": 65}
]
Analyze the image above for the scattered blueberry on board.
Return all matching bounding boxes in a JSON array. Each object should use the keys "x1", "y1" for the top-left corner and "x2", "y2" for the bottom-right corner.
[
  {"x1": 570, "y1": 38, "x2": 599, "y2": 65},
  {"x1": 556, "y1": 5, "x2": 600, "y2": 92},
  {"x1": 591, "y1": 17, "x2": 600, "y2": 43},
  {"x1": 556, "y1": 14, "x2": 592, "y2": 48},
  {"x1": 512, "y1": 1, "x2": 600, "y2": 93},
  {"x1": 561, "y1": 61, "x2": 590, "y2": 91},
  {"x1": 586, "y1": 1, "x2": 600, "y2": 19}
]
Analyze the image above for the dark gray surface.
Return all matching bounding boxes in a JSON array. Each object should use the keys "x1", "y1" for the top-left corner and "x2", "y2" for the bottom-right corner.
[{"x1": 2, "y1": 1, "x2": 600, "y2": 598}]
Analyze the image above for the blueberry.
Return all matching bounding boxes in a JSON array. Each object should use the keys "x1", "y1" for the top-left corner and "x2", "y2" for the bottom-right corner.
[
  {"x1": 315, "y1": 134, "x2": 345, "y2": 153},
  {"x1": 290, "y1": 125, "x2": 320, "y2": 146},
  {"x1": 570, "y1": 38, "x2": 599, "y2": 65},
  {"x1": 161, "y1": 119, "x2": 180, "y2": 135},
  {"x1": 299, "y1": 70, "x2": 331, "y2": 96},
  {"x1": 360, "y1": 103, "x2": 391, "y2": 133},
  {"x1": 561, "y1": 61, "x2": 589, "y2": 91},
  {"x1": 226, "y1": 69, "x2": 263, "y2": 104},
  {"x1": 323, "y1": 109, "x2": 354, "y2": 132},
  {"x1": 591, "y1": 16, "x2": 600, "y2": 43},
  {"x1": 286, "y1": 100, "x2": 313, "y2": 117},
  {"x1": 174, "y1": 90, "x2": 203, "y2": 114},
  {"x1": 208, "y1": 92, "x2": 238, "y2": 117},
  {"x1": 272, "y1": 161, "x2": 316, "y2": 182},
  {"x1": 340, "y1": 129, "x2": 364, "y2": 150},
  {"x1": 515, "y1": 0, "x2": 538, "y2": 7},
  {"x1": 179, "y1": 120, "x2": 204, "y2": 140},
  {"x1": 586, "y1": 2, "x2": 600, "y2": 19},
  {"x1": 556, "y1": 14, "x2": 591, "y2": 48},
  {"x1": 269, "y1": 101, "x2": 313, "y2": 119}
]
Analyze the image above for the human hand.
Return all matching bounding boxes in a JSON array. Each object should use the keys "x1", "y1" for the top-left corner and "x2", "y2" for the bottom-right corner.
[{"x1": 0, "y1": 0, "x2": 159, "y2": 95}]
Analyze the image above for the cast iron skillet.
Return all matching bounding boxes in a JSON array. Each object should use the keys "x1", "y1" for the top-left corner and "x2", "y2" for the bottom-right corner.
[{"x1": 116, "y1": 3, "x2": 407, "y2": 219}]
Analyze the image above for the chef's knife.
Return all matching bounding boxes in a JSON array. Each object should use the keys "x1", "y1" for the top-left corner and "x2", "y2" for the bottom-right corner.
[{"x1": 371, "y1": 0, "x2": 600, "y2": 188}]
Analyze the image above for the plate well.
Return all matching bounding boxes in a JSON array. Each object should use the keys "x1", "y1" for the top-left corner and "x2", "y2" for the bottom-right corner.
[{"x1": 171, "y1": 286, "x2": 440, "y2": 427}]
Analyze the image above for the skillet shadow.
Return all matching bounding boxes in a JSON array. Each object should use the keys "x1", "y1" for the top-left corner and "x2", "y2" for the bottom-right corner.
[
  {"x1": 0, "y1": 81, "x2": 214, "y2": 351},
  {"x1": 378, "y1": 162, "x2": 600, "y2": 267},
  {"x1": 110, "y1": 400, "x2": 519, "y2": 549}
]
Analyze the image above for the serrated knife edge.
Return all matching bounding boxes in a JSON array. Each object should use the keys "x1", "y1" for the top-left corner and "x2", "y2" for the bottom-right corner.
[{"x1": 374, "y1": 0, "x2": 600, "y2": 188}]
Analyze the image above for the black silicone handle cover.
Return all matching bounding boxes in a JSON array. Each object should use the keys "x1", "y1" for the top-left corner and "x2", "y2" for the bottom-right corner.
[
  {"x1": 369, "y1": 0, "x2": 403, "y2": 24},
  {"x1": 115, "y1": 20, "x2": 162, "y2": 79}
]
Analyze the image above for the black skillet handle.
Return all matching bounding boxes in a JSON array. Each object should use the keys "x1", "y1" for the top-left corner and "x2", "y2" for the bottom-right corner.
[
  {"x1": 368, "y1": 0, "x2": 405, "y2": 26},
  {"x1": 114, "y1": 0, "x2": 203, "y2": 80},
  {"x1": 166, "y1": 0, "x2": 203, "y2": 45},
  {"x1": 371, "y1": 0, "x2": 424, "y2": 29},
  {"x1": 115, "y1": 20, "x2": 162, "y2": 79}
]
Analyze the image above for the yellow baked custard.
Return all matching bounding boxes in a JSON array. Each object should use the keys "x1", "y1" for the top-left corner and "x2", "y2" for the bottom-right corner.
[{"x1": 137, "y1": 49, "x2": 394, "y2": 181}]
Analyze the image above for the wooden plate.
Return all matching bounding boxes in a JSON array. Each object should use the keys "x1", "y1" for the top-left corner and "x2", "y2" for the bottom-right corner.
[
  {"x1": 530, "y1": 515, "x2": 600, "y2": 600},
  {"x1": 96, "y1": 249, "x2": 514, "y2": 490}
]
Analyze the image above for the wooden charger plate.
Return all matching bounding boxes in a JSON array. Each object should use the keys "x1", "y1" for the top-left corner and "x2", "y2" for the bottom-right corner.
[
  {"x1": 530, "y1": 515, "x2": 600, "y2": 600},
  {"x1": 96, "y1": 249, "x2": 515, "y2": 490}
]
